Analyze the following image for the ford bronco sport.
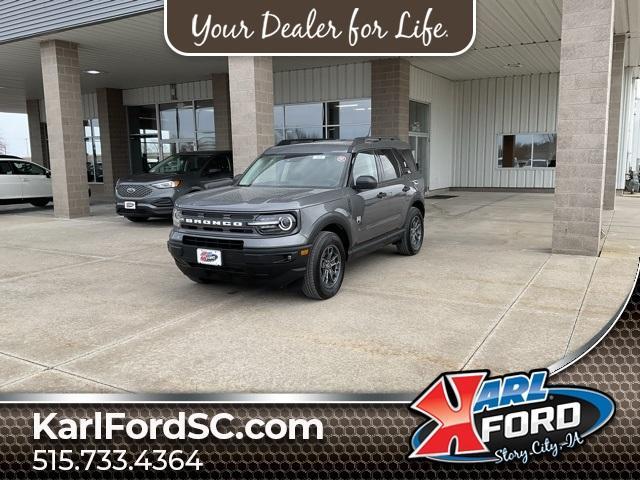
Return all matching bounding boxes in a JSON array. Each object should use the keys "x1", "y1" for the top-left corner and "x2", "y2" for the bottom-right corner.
[{"x1": 167, "y1": 138, "x2": 425, "y2": 299}]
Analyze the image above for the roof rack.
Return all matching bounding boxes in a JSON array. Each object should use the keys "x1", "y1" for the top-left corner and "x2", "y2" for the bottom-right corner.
[
  {"x1": 352, "y1": 136, "x2": 400, "y2": 145},
  {"x1": 276, "y1": 139, "x2": 327, "y2": 146}
]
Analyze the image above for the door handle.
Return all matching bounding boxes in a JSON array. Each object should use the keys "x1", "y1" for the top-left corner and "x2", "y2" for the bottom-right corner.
[{"x1": 377, "y1": 192, "x2": 387, "y2": 199}]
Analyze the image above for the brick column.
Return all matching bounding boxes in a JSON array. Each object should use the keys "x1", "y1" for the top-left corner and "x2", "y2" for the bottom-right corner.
[
  {"x1": 552, "y1": 0, "x2": 615, "y2": 256},
  {"x1": 371, "y1": 58, "x2": 410, "y2": 142},
  {"x1": 603, "y1": 34, "x2": 626, "y2": 211},
  {"x1": 26, "y1": 99, "x2": 45, "y2": 166},
  {"x1": 40, "y1": 40, "x2": 89, "y2": 218},
  {"x1": 97, "y1": 88, "x2": 130, "y2": 197},
  {"x1": 228, "y1": 57, "x2": 274, "y2": 174},
  {"x1": 212, "y1": 73, "x2": 232, "y2": 151}
]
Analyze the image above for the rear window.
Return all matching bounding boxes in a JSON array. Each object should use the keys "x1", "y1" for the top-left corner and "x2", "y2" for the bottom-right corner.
[{"x1": 399, "y1": 149, "x2": 418, "y2": 173}]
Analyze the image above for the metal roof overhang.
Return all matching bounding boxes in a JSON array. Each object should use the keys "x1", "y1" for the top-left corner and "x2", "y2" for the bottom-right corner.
[{"x1": 0, "y1": 1, "x2": 638, "y2": 114}]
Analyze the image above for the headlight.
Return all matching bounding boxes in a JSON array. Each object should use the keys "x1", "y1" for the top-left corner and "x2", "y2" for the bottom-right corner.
[
  {"x1": 172, "y1": 208, "x2": 182, "y2": 228},
  {"x1": 152, "y1": 180, "x2": 182, "y2": 189},
  {"x1": 248, "y1": 213, "x2": 297, "y2": 235}
]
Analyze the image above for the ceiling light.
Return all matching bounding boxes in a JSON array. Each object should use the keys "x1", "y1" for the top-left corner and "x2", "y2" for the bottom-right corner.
[{"x1": 84, "y1": 69, "x2": 103, "y2": 75}]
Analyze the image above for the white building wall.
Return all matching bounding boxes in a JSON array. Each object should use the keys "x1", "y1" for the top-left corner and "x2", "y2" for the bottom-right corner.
[
  {"x1": 273, "y1": 63, "x2": 371, "y2": 104},
  {"x1": 409, "y1": 65, "x2": 456, "y2": 191},
  {"x1": 452, "y1": 73, "x2": 559, "y2": 189}
]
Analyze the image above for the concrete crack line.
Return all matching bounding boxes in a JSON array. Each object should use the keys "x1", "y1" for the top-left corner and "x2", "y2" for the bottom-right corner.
[
  {"x1": 460, "y1": 254, "x2": 552, "y2": 370},
  {"x1": 51, "y1": 290, "x2": 261, "y2": 371},
  {"x1": 562, "y1": 258, "x2": 600, "y2": 357},
  {"x1": 0, "y1": 258, "x2": 109, "y2": 284}
]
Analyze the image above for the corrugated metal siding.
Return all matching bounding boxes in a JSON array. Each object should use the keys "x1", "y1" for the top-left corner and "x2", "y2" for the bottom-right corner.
[
  {"x1": 409, "y1": 66, "x2": 456, "y2": 191},
  {"x1": 273, "y1": 63, "x2": 371, "y2": 104},
  {"x1": 452, "y1": 73, "x2": 559, "y2": 189},
  {"x1": 0, "y1": 0, "x2": 164, "y2": 44},
  {"x1": 82, "y1": 92, "x2": 98, "y2": 119},
  {"x1": 122, "y1": 80, "x2": 214, "y2": 105}
]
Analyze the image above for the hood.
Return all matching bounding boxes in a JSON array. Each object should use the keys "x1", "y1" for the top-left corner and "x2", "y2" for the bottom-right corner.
[
  {"x1": 176, "y1": 186, "x2": 344, "y2": 211},
  {"x1": 117, "y1": 173, "x2": 179, "y2": 184}
]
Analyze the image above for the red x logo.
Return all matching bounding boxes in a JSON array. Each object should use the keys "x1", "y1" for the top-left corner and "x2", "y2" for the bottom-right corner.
[{"x1": 410, "y1": 372, "x2": 488, "y2": 458}]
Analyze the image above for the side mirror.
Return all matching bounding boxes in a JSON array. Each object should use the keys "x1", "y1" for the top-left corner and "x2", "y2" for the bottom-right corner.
[
  {"x1": 45, "y1": 171, "x2": 51, "y2": 178},
  {"x1": 355, "y1": 175, "x2": 378, "y2": 191},
  {"x1": 232, "y1": 174, "x2": 243, "y2": 185}
]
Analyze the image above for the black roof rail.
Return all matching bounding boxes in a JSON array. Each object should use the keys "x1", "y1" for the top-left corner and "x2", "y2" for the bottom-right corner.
[
  {"x1": 352, "y1": 136, "x2": 400, "y2": 145},
  {"x1": 276, "y1": 139, "x2": 326, "y2": 146}
]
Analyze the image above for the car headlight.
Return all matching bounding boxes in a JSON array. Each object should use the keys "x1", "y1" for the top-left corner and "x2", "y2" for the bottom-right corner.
[
  {"x1": 172, "y1": 208, "x2": 182, "y2": 228},
  {"x1": 152, "y1": 180, "x2": 182, "y2": 189},
  {"x1": 248, "y1": 213, "x2": 297, "y2": 235}
]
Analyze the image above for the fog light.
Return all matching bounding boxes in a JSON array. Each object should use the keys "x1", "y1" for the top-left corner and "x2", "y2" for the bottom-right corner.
[{"x1": 299, "y1": 248, "x2": 310, "y2": 256}]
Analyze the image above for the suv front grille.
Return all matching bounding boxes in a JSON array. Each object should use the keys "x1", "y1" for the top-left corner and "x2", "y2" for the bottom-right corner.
[
  {"x1": 117, "y1": 184, "x2": 152, "y2": 198},
  {"x1": 183, "y1": 236, "x2": 244, "y2": 250},
  {"x1": 180, "y1": 210, "x2": 257, "y2": 234}
]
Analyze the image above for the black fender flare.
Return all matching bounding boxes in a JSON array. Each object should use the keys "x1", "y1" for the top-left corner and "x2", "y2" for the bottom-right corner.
[{"x1": 309, "y1": 212, "x2": 353, "y2": 252}]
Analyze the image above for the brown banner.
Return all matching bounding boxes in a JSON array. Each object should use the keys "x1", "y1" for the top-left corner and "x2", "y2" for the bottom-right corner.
[{"x1": 164, "y1": 0, "x2": 476, "y2": 55}]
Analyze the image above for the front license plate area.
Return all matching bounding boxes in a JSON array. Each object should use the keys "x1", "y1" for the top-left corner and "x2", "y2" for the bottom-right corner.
[
  {"x1": 124, "y1": 201, "x2": 136, "y2": 209},
  {"x1": 197, "y1": 248, "x2": 222, "y2": 266}
]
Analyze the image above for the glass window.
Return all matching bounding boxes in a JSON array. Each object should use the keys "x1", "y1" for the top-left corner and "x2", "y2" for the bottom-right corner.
[
  {"x1": 285, "y1": 127, "x2": 323, "y2": 140},
  {"x1": 239, "y1": 153, "x2": 349, "y2": 188},
  {"x1": 128, "y1": 105, "x2": 159, "y2": 173},
  {"x1": 327, "y1": 99, "x2": 371, "y2": 126},
  {"x1": 377, "y1": 151, "x2": 401, "y2": 182},
  {"x1": 178, "y1": 103, "x2": 195, "y2": 138},
  {"x1": 352, "y1": 152, "x2": 378, "y2": 181},
  {"x1": 498, "y1": 133, "x2": 557, "y2": 168},
  {"x1": 0, "y1": 162, "x2": 12, "y2": 175},
  {"x1": 274, "y1": 106, "x2": 285, "y2": 129},
  {"x1": 284, "y1": 103, "x2": 323, "y2": 127},
  {"x1": 83, "y1": 118, "x2": 102, "y2": 182},
  {"x1": 205, "y1": 154, "x2": 232, "y2": 175},
  {"x1": 12, "y1": 161, "x2": 46, "y2": 175},
  {"x1": 160, "y1": 104, "x2": 178, "y2": 140},
  {"x1": 196, "y1": 100, "x2": 215, "y2": 150},
  {"x1": 275, "y1": 98, "x2": 372, "y2": 143},
  {"x1": 409, "y1": 101, "x2": 429, "y2": 133}
]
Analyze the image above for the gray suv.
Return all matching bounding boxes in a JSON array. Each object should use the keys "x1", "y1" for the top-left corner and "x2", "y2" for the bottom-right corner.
[
  {"x1": 168, "y1": 138, "x2": 425, "y2": 299},
  {"x1": 115, "y1": 151, "x2": 233, "y2": 222}
]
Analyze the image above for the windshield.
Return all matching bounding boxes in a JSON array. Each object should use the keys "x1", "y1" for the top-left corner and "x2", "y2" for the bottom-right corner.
[
  {"x1": 149, "y1": 153, "x2": 226, "y2": 174},
  {"x1": 239, "y1": 153, "x2": 350, "y2": 188}
]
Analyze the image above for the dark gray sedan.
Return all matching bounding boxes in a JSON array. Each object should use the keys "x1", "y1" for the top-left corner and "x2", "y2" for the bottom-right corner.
[{"x1": 115, "y1": 151, "x2": 233, "y2": 222}]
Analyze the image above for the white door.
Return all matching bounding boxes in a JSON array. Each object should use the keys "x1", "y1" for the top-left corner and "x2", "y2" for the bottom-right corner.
[
  {"x1": 0, "y1": 160, "x2": 22, "y2": 200},
  {"x1": 11, "y1": 161, "x2": 52, "y2": 198}
]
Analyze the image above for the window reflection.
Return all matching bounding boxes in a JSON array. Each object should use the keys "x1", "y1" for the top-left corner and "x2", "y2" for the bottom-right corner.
[{"x1": 498, "y1": 133, "x2": 557, "y2": 168}]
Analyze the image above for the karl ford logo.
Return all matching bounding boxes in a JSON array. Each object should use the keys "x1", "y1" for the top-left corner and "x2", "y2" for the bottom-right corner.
[
  {"x1": 164, "y1": 0, "x2": 476, "y2": 55},
  {"x1": 409, "y1": 370, "x2": 615, "y2": 464},
  {"x1": 184, "y1": 217, "x2": 244, "y2": 227}
]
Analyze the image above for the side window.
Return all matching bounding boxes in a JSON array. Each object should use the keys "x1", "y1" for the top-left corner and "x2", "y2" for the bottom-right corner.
[
  {"x1": 377, "y1": 150, "x2": 402, "y2": 182},
  {"x1": 351, "y1": 152, "x2": 378, "y2": 182},
  {"x1": 210, "y1": 154, "x2": 232, "y2": 173},
  {"x1": 400, "y1": 150, "x2": 417, "y2": 174},
  {"x1": 0, "y1": 162, "x2": 13, "y2": 175},
  {"x1": 12, "y1": 161, "x2": 46, "y2": 175}
]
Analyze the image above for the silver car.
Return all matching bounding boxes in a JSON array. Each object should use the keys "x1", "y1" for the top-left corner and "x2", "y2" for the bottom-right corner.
[{"x1": 115, "y1": 151, "x2": 233, "y2": 222}]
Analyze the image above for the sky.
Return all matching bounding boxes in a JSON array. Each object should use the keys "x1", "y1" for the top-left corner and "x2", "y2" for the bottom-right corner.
[{"x1": 0, "y1": 113, "x2": 30, "y2": 158}]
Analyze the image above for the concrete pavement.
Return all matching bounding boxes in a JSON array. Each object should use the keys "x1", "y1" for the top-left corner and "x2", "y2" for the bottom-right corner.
[{"x1": 0, "y1": 192, "x2": 637, "y2": 393}]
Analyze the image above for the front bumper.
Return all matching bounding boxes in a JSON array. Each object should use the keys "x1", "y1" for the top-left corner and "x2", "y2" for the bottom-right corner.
[
  {"x1": 167, "y1": 235, "x2": 311, "y2": 284},
  {"x1": 115, "y1": 193, "x2": 177, "y2": 218}
]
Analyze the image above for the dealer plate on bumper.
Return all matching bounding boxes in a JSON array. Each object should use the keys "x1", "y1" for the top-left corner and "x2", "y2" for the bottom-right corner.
[
  {"x1": 124, "y1": 201, "x2": 136, "y2": 209},
  {"x1": 197, "y1": 248, "x2": 222, "y2": 266}
]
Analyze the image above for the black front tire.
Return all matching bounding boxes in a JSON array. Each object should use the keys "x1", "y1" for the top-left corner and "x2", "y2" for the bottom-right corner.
[
  {"x1": 302, "y1": 231, "x2": 346, "y2": 300},
  {"x1": 397, "y1": 207, "x2": 424, "y2": 256},
  {"x1": 125, "y1": 216, "x2": 149, "y2": 223},
  {"x1": 30, "y1": 199, "x2": 50, "y2": 208}
]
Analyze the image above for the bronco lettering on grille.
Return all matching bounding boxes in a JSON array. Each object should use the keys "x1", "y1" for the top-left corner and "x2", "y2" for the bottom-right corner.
[{"x1": 184, "y1": 218, "x2": 244, "y2": 227}]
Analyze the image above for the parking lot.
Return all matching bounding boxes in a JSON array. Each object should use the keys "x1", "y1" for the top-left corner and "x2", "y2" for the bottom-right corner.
[{"x1": 0, "y1": 192, "x2": 637, "y2": 393}]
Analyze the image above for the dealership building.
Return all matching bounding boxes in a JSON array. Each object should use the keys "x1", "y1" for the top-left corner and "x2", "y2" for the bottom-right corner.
[{"x1": 0, "y1": 0, "x2": 638, "y2": 257}]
